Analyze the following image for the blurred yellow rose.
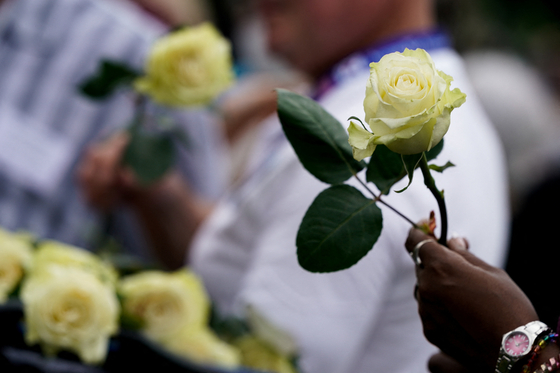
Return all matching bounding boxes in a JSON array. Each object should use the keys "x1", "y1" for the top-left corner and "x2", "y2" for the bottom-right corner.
[
  {"x1": 164, "y1": 327, "x2": 241, "y2": 369},
  {"x1": 20, "y1": 265, "x2": 119, "y2": 364},
  {"x1": 30, "y1": 240, "x2": 118, "y2": 286},
  {"x1": 134, "y1": 22, "x2": 234, "y2": 107},
  {"x1": 118, "y1": 269, "x2": 210, "y2": 342},
  {"x1": 234, "y1": 335, "x2": 297, "y2": 373},
  {"x1": 348, "y1": 48, "x2": 466, "y2": 159},
  {"x1": 0, "y1": 228, "x2": 33, "y2": 303}
]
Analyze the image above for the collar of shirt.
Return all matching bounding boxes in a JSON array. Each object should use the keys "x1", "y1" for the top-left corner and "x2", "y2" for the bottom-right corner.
[{"x1": 311, "y1": 28, "x2": 452, "y2": 101}]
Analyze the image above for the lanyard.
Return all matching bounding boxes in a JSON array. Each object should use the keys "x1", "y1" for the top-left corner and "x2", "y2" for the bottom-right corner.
[{"x1": 311, "y1": 29, "x2": 452, "y2": 100}]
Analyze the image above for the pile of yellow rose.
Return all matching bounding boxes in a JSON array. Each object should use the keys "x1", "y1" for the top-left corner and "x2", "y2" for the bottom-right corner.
[{"x1": 0, "y1": 227, "x2": 297, "y2": 373}]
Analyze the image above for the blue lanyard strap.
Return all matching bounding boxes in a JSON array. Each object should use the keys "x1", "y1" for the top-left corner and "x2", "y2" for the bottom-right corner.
[{"x1": 312, "y1": 29, "x2": 452, "y2": 100}]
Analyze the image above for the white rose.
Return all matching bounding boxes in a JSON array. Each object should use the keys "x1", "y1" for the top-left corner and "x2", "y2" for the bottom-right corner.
[
  {"x1": 118, "y1": 269, "x2": 210, "y2": 343},
  {"x1": 134, "y1": 22, "x2": 234, "y2": 107},
  {"x1": 348, "y1": 48, "x2": 466, "y2": 159},
  {"x1": 30, "y1": 240, "x2": 118, "y2": 286},
  {"x1": 0, "y1": 228, "x2": 33, "y2": 303},
  {"x1": 233, "y1": 335, "x2": 297, "y2": 373},
  {"x1": 20, "y1": 265, "x2": 119, "y2": 364},
  {"x1": 164, "y1": 327, "x2": 241, "y2": 369}
]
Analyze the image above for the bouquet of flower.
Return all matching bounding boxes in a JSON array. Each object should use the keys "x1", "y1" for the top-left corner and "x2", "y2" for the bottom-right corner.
[
  {"x1": 0, "y1": 227, "x2": 300, "y2": 373},
  {"x1": 79, "y1": 22, "x2": 234, "y2": 185},
  {"x1": 276, "y1": 48, "x2": 466, "y2": 272}
]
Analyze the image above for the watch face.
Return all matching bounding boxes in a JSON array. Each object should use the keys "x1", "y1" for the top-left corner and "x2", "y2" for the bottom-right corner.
[{"x1": 504, "y1": 331, "x2": 531, "y2": 357}]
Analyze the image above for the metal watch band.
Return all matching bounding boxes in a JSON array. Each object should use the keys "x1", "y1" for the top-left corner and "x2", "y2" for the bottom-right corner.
[{"x1": 495, "y1": 321, "x2": 551, "y2": 373}]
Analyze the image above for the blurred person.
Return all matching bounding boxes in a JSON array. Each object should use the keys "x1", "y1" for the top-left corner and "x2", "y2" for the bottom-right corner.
[
  {"x1": 405, "y1": 228, "x2": 560, "y2": 373},
  {"x1": 0, "y1": 0, "x2": 226, "y2": 259},
  {"x1": 78, "y1": 0, "x2": 509, "y2": 372}
]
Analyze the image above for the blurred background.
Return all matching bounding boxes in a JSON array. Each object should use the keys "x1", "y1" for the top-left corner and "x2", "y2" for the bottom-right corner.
[{"x1": 165, "y1": 0, "x2": 560, "y2": 211}]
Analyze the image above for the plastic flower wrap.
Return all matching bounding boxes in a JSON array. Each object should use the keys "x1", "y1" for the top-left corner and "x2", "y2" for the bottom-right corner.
[
  {"x1": 20, "y1": 264, "x2": 120, "y2": 364},
  {"x1": 0, "y1": 228, "x2": 33, "y2": 303},
  {"x1": 276, "y1": 48, "x2": 465, "y2": 272}
]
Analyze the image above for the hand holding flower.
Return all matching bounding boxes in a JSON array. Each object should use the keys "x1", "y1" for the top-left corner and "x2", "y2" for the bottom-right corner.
[
  {"x1": 405, "y1": 228, "x2": 538, "y2": 371},
  {"x1": 79, "y1": 22, "x2": 234, "y2": 185}
]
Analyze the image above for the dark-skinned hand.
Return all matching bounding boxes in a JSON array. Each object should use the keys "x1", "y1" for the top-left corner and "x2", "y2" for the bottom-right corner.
[{"x1": 405, "y1": 228, "x2": 539, "y2": 372}]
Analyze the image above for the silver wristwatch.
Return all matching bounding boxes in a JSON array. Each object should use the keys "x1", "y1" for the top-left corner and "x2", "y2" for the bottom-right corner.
[{"x1": 495, "y1": 321, "x2": 551, "y2": 373}]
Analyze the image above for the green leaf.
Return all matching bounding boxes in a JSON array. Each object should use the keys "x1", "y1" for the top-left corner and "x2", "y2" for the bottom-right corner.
[
  {"x1": 79, "y1": 60, "x2": 141, "y2": 99},
  {"x1": 296, "y1": 184, "x2": 383, "y2": 272},
  {"x1": 396, "y1": 153, "x2": 424, "y2": 193},
  {"x1": 123, "y1": 129, "x2": 175, "y2": 186},
  {"x1": 366, "y1": 145, "x2": 406, "y2": 195},
  {"x1": 429, "y1": 161, "x2": 455, "y2": 173},
  {"x1": 209, "y1": 307, "x2": 250, "y2": 343},
  {"x1": 276, "y1": 89, "x2": 365, "y2": 184},
  {"x1": 366, "y1": 139, "x2": 446, "y2": 194}
]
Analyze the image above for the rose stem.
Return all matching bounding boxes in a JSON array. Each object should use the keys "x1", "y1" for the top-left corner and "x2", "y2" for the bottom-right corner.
[
  {"x1": 130, "y1": 94, "x2": 148, "y2": 130},
  {"x1": 419, "y1": 153, "x2": 448, "y2": 245},
  {"x1": 352, "y1": 173, "x2": 420, "y2": 229}
]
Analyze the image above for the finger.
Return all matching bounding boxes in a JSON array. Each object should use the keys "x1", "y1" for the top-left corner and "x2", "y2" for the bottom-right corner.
[
  {"x1": 77, "y1": 147, "x2": 107, "y2": 205},
  {"x1": 414, "y1": 238, "x2": 451, "y2": 267},
  {"x1": 405, "y1": 227, "x2": 436, "y2": 253},
  {"x1": 418, "y1": 300, "x2": 483, "y2": 361},
  {"x1": 446, "y1": 237, "x2": 498, "y2": 271},
  {"x1": 77, "y1": 135, "x2": 129, "y2": 210},
  {"x1": 447, "y1": 236, "x2": 468, "y2": 251}
]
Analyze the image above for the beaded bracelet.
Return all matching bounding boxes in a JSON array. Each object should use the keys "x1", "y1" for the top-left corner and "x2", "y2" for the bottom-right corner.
[
  {"x1": 521, "y1": 332, "x2": 559, "y2": 373},
  {"x1": 532, "y1": 355, "x2": 560, "y2": 373}
]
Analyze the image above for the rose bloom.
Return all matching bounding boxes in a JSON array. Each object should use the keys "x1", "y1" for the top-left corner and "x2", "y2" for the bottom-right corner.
[
  {"x1": 30, "y1": 240, "x2": 118, "y2": 286},
  {"x1": 348, "y1": 48, "x2": 466, "y2": 159},
  {"x1": 0, "y1": 228, "x2": 33, "y2": 303},
  {"x1": 118, "y1": 269, "x2": 210, "y2": 343},
  {"x1": 134, "y1": 22, "x2": 234, "y2": 107},
  {"x1": 163, "y1": 327, "x2": 241, "y2": 369},
  {"x1": 20, "y1": 265, "x2": 119, "y2": 364},
  {"x1": 234, "y1": 335, "x2": 297, "y2": 373}
]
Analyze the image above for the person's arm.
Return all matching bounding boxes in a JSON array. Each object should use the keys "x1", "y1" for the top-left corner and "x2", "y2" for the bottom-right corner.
[
  {"x1": 125, "y1": 172, "x2": 213, "y2": 268},
  {"x1": 77, "y1": 132, "x2": 212, "y2": 269},
  {"x1": 405, "y1": 228, "x2": 541, "y2": 372}
]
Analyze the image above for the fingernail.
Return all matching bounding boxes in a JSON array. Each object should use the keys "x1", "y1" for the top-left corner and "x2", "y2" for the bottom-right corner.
[
  {"x1": 450, "y1": 233, "x2": 468, "y2": 250},
  {"x1": 457, "y1": 238, "x2": 468, "y2": 250}
]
